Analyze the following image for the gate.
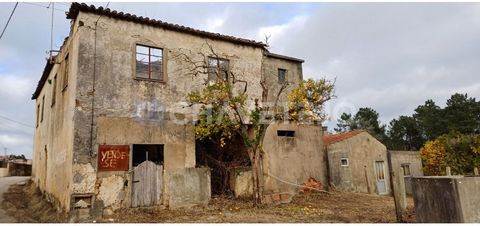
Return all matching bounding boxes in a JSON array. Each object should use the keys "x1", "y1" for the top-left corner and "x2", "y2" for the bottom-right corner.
[
  {"x1": 375, "y1": 160, "x2": 387, "y2": 194},
  {"x1": 131, "y1": 160, "x2": 163, "y2": 207}
]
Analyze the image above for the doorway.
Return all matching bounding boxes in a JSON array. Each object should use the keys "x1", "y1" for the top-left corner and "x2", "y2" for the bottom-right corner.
[
  {"x1": 131, "y1": 144, "x2": 164, "y2": 207},
  {"x1": 374, "y1": 161, "x2": 387, "y2": 194}
]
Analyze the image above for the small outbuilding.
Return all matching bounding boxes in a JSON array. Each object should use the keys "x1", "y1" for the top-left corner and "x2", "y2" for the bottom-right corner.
[
  {"x1": 388, "y1": 150, "x2": 423, "y2": 195},
  {"x1": 324, "y1": 130, "x2": 390, "y2": 195}
]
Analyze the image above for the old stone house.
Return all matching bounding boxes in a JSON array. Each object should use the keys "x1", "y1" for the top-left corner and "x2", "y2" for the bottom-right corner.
[
  {"x1": 31, "y1": 3, "x2": 305, "y2": 217},
  {"x1": 323, "y1": 130, "x2": 391, "y2": 195}
]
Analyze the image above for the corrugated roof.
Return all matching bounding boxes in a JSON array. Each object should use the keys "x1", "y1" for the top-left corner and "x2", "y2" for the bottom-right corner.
[
  {"x1": 323, "y1": 130, "x2": 364, "y2": 146},
  {"x1": 66, "y1": 2, "x2": 266, "y2": 48}
]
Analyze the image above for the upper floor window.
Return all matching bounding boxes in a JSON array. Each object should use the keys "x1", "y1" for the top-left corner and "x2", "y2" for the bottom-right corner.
[
  {"x1": 278, "y1": 68, "x2": 286, "y2": 82},
  {"x1": 41, "y1": 95, "x2": 45, "y2": 123},
  {"x1": 62, "y1": 55, "x2": 69, "y2": 91},
  {"x1": 136, "y1": 45, "x2": 164, "y2": 81},
  {"x1": 51, "y1": 74, "x2": 57, "y2": 107},
  {"x1": 207, "y1": 57, "x2": 229, "y2": 82},
  {"x1": 36, "y1": 104, "x2": 40, "y2": 128}
]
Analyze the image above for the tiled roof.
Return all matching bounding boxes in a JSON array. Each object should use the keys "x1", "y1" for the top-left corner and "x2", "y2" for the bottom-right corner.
[
  {"x1": 323, "y1": 130, "x2": 364, "y2": 146},
  {"x1": 66, "y1": 3, "x2": 266, "y2": 48}
]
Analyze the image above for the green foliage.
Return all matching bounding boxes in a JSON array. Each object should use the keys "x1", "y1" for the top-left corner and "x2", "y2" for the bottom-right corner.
[
  {"x1": 387, "y1": 116, "x2": 424, "y2": 151},
  {"x1": 187, "y1": 81, "x2": 246, "y2": 147},
  {"x1": 287, "y1": 78, "x2": 335, "y2": 123},
  {"x1": 334, "y1": 107, "x2": 387, "y2": 142},
  {"x1": 420, "y1": 132, "x2": 480, "y2": 176}
]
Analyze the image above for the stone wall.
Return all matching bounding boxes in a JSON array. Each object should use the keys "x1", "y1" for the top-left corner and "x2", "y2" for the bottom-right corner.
[
  {"x1": 327, "y1": 132, "x2": 390, "y2": 195},
  {"x1": 411, "y1": 176, "x2": 480, "y2": 223},
  {"x1": 262, "y1": 122, "x2": 328, "y2": 194},
  {"x1": 164, "y1": 167, "x2": 211, "y2": 208}
]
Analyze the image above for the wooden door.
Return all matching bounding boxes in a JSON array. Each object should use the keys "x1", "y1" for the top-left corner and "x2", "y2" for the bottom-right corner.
[{"x1": 131, "y1": 160, "x2": 163, "y2": 207}]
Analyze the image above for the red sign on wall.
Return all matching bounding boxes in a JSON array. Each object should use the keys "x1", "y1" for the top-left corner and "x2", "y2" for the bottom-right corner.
[{"x1": 98, "y1": 145, "x2": 129, "y2": 171}]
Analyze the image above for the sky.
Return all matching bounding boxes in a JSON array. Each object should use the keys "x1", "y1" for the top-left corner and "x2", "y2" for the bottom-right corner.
[{"x1": 1, "y1": 2, "x2": 480, "y2": 158}]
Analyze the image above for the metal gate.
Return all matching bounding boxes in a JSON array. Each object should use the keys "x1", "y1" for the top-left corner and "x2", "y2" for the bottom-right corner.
[
  {"x1": 374, "y1": 161, "x2": 387, "y2": 194},
  {"x1": 131, "y1": 160, "x2": 163, "y2": 207}
]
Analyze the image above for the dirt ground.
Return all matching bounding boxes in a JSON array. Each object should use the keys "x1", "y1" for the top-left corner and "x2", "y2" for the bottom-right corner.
[{"x1": 2, "y1": 181, "x2": 415, "y2": 223}]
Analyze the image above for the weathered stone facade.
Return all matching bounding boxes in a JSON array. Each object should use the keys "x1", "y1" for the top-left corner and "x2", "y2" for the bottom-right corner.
[{"x1": 31, "y1": 3, "x2": 304, "y2": 217}]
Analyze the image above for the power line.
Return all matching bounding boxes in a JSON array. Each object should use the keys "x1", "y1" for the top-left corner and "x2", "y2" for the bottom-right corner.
[
  {"x1": 22, "y1": 2, "x2": 67, "y2": 12},
  {"x1": 0, "y1": 115, "x2": 34, "y2": 129},
  {"x1": 0, "y1": 2, "x2": 19, "y2": 40}
]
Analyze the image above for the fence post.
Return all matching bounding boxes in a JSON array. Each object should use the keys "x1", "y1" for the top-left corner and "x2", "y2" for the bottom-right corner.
[
  {"x1": 446, "y1": 166, "x2": 451, "y2": 176},
  {"x1": 474, "y1": 167, "x2": 479, "y2": 176},
  {"x1": 387, "y1": 151, "x2": 407, "y2": 222}
]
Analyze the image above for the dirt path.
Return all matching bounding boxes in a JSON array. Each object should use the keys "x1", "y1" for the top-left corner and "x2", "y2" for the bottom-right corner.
[{"x1": 0, "y1": 176, "x2": 29, "y2": 223}]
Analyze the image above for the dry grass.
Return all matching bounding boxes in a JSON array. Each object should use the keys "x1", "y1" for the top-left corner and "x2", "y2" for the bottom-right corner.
[{"x1": 3, "y1": 182, "x2": 415, "y2": 223}]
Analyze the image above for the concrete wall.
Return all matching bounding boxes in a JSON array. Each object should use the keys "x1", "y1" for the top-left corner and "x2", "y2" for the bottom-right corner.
[
  {"x1": 32, "y1": 29, "x2": 78, "y2": 211},
  {"x1": 262, "y1": 122, "x2": 328, "y2": 194},
  {"x1": 229, "y1": 167, "x2": 253, "y2": 198},
  {"x1": 164, "y1": 167, "x2": 211, "y2": 208},
  {"x1": 0, "y1": 168, "x2": 8, "y2": 177},
  {"x1": 327, "y1": 132, "x2": 390, "y2": 195},
  {"x1": 411, "y1": 176, "x2": 480, "y2": 223},
  {"x1": 388, "y1": 150, "x2": 423, "y2": 195}
]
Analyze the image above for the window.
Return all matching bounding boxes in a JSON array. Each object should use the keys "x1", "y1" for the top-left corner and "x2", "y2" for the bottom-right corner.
[
  {"x1": 51, "y1": 74, "x2": 57, "y2": 106},
  {"x1": 278, "y1": 68, "x2": 286, "y2": 82},
  {"x1": 402, "y1": 163, "x2": 411, "y2": 176},
  {"x1": 136, "y1": 45, "x2": 164, "y2": 81},
  {"x1": 341, "y1": 158, "x2": 349, "y2": 167},
  {"x1": 207, "y1": 57, "x2": 229, "y2": 82},
  {"x1": 132, "y1": 144, "x2": 164, "y2": 167},
  {"x1": 62, "y1": 55, "x2": 69, "y2": 91},
  {"x1": 36, "y1": 104, "x2": 40, "y2": 127},
  {"x1": 277, "y1": 130, "x2": 295, "y2": 137},
  {"x1": 41, "y1": 95, "x2": 45, "y2": 122}
]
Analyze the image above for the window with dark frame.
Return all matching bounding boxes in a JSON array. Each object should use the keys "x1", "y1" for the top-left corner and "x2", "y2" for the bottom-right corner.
[
  {"x1": 51, "y1": 74, "x2": 57, "y2": 106},
  {"x1": 41, "y1": 95, "x2": 45, "y2": 122},
  {"x1": 278, "y1": 68, "x2": 286, "y2": 82},
  {"x1": 62, "y1": 55, "x2": 69, "y2": 91},
  {"x1": 277, "y1": 130, "x2": 295, "y2": 137},
  {"x1": 341, "y1": 158, "x2": 349, "y2": 166},
  {"x1": 402, "y1": 163, "x2": 411, "y2": 176},
  {"x1": 207, "y1": 57, "x2": 229, "y2": 82},
  {"x1": 36, "y1": 104, "x2": 40, "y2": 127},
  {"x1": 136, "y1": 45, "x2": 164, "y2": 81}
]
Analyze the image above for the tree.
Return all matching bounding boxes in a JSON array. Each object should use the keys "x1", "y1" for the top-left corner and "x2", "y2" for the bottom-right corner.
[
  {"x1": 387, "y1": 116, "x2": 424, "y2": 150},
  {"x1": 287, "y1": 78, "x2": 335, "y2": 123},
  {"x1": 335, "y1": 107, "x2": 387, "y2": 142},
  {"x1": 186, "y1": 43, "x2": 335, "y2": 205},
  {"x1": 420, "y1": 132, "x2": 480, "y2": 176},
  {"x1": 413, "y1": 99, "x2": 445, "y2": 141},
  {"x1": 334, "y1": 113, "x2": 355, "y2": 133},
  {"x1": 444, "y1": 93, "x2": 480, "y2": 134}
]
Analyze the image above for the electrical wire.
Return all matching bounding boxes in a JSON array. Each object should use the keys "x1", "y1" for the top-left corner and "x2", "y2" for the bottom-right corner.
[
  {"x1": 0, "y1": 2, "x2": 19, "y2": 40},
  {"x1": 22, "y1": 2, "x2": 67, "y2": 12},
  {"x1": 0, "y1": 115, "x2": 34, "y2": 128}
]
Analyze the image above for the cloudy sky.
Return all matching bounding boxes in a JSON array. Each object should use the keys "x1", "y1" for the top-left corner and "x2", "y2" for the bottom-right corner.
[{"x1": 1, "y1": 2, "x2": 480, "y2": 158}]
